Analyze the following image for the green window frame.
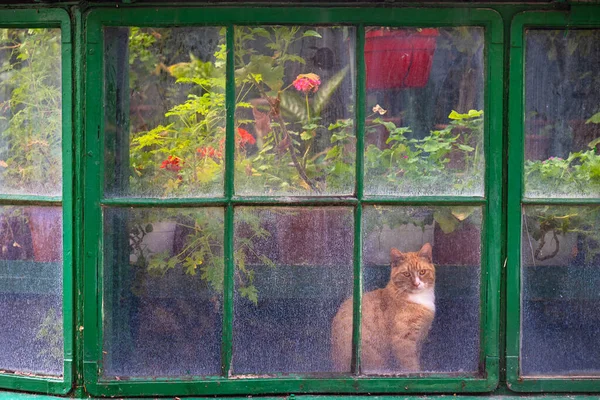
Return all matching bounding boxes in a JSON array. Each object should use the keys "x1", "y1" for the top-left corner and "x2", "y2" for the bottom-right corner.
[
  {"x1": 507, "y1": 6, "x2": 600, "y2": 393},
  {"x1": 0, "y1": 8, "x2": 74, "y2": 396},
  {"x1": 83, "y1": 7, "x2": 502, "y2": 397}
]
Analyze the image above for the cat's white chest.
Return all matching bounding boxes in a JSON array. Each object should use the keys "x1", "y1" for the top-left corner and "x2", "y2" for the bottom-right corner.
[{"x1": 407, "y1": 288, "x2": 435, "y2": 312}]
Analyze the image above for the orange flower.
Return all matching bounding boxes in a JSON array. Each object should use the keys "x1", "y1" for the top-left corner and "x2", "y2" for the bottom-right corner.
[{"x1": 197, "y1": 146, "x2": 223, "y2": 159}]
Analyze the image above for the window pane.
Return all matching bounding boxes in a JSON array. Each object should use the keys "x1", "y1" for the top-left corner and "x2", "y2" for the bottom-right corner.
[
  {"x1": 104, "y1": 27, "x2": 226, "y2": 198},
  {"x1": 103, "y1": 207, "x2": 223, "y2": 377},
  {"x1": 0, "y1": 206, "x2": 63, "y2": 376},
  {"x1": 234, "y1": 26, "x2": 356, "y2": 196},
  {"x1": 522, "y1": 205, "x2": 600, "y2": 376},
  {"x1": 364, "y1": 27, "x2": 485, "y2": 196},
  {"x1": 0, "y1": 29, "x2": 62, "y2": 196},
  {"x1": 358, "y1": 206, "x2": 481, "y2": 374},
  {"x1": 233, "y1": 207, "x2": 353, "y2": 374},
  {"x1": 524, "y1": 30, "x2": 600, "y2": 198}
]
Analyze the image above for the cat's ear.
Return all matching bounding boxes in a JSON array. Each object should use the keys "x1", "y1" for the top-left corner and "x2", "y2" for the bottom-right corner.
[
  {"x1": 418, "y1": 243, "x2": 433, "y2": 262},
  {"x1": 390, "y1": 248, "x2": 405, "y2": 264}
]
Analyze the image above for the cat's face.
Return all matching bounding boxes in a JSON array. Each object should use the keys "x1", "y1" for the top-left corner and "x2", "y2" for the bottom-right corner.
[{"x1": 389, "y1": 243, "x2": 435, "y2": 293}]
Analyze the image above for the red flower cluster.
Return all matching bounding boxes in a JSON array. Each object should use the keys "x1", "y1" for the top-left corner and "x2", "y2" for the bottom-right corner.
[
  {"x1": 293, "y1": 73, "x2": 321, "y2": 93},
  {"x1": 237, "y1": 128, "x2": 256, "y2": 147},
  {"x1": 197, "y1": 146, "x2": 223, "y2": 159},
  {"x1": 160, "y1": 156, "x2": 182, "y2": 172}
]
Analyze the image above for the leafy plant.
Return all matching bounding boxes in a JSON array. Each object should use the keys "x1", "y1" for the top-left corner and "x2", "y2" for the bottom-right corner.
[
  {"x1": 0, "y1": 28, "x2": 62, "y2": 196},
  {"x1": 365, "y1": 109, "x2": 484, "y2": 194}
]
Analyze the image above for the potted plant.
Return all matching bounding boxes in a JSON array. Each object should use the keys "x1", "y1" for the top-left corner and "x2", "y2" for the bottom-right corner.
[{"x1": 364, "y1": 27, "x2": 439, "y2": 90}]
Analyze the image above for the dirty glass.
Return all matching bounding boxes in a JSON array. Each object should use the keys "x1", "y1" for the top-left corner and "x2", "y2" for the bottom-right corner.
[
  {"x1": 364, "y1": 27, "x2": 485, "y2": 197},
  {"x1": 0, "y1": 206, "x2": 63, "y2": 376},
  {"x1": 524, "y1": 29, "x2": 600, "y2": 198},
  {"x1": 359, "y1": 206, "x2": 481, "y2": 374},
  {"x1": 233, "y1": 26, "x2": 356, "y2": 196},
  {"x1": 521, "y1": 205, "x2": 600, "y2": 376},
  {"x1": 102, "y1": 207, "x2": 223, "y2": 377},
  {"x1": 103, "y1": 27, "x2": 226, "y2": 198},
  {"x1": 232, "y1": 207, "x2": 353, "y2": 374},
  {"x1": 0, "y1": 29, "x2": 62, "y2": 196}
]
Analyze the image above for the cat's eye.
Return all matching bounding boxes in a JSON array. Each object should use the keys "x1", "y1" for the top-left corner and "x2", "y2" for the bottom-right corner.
[
  {"x1": 402, "y1": 272, "x2": 411, "y2": 277},
  {"x1": 419, "y1": 270, "x2": 427, "y2": 276}
]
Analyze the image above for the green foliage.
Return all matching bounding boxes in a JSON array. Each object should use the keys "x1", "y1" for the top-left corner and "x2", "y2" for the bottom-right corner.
[
  {"x1": 0, "y1": 28, "x2": 62, "y2": 195},
  {"x1": 365, "y1": 110, "x2": 484, "y2": 193}
]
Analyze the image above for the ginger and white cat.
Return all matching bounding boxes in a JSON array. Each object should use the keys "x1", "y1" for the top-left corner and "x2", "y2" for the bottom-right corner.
[{"x1": 331, "y1": 243, "x2": 435, "y2": 373}]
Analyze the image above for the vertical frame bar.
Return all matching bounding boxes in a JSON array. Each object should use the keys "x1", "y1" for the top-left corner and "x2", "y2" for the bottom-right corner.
[
  {"x1": 350, "y1": 24, "x2": 365, "y2": 375},
  {"x1": 221, "y1": 24, "x2": 236, "y2": 377}
]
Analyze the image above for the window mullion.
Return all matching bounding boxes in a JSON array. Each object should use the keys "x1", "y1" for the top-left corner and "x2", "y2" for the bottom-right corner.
[{"x1": 221, "y1": 24, "x2": 236, "y2": 378}]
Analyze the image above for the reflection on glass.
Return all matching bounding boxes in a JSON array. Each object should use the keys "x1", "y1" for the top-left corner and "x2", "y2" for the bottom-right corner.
[
  {"x1": 524, "y1": 30, "x2": 600, "y2": 198},
  {"x1": 0, "y1": 206, "x2": 63, "y2": 376},
  {"x1": 233, "y1": 207, "x2": 353, "y2": 374},
  {"x1": 104, "y1": 27, "x2": 225, "y2": 198},
  {"x1": 522, "y1": 206, "x2": 600, "y2": 376},
  {"x1": 234, "y1": 26, "x2": 356, "y2": 196},
  {"x1": 364, "y1": 27, "x2": 485, "y2": 196},
  {"x1": 0, "y1": 29, "x2": 62, "y2": 196},
  {"x1": 103, "y1": 207, "x2": 223, "y2": 377},
  {"x1": 351, "y1": 206, "x2": 480, "y2": 374}
]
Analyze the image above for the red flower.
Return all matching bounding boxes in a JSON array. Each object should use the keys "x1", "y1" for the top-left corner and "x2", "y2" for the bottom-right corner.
[
  {"x1": 197, "y1": 146, "x2": 223, "y2": 159},
  {"x1": 237, "y1": 128, "x2": 256, "y2": 147},
  {"x1": 293, "y1": 73, "x2": 321, "y2": 93},
  {"x1": 160, "y1": 156, "x2": 182, "y2": 172}
]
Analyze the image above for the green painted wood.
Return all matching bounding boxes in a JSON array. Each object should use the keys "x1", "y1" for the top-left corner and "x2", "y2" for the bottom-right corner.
[
  {"x1": 82, "y1": 6, "x2": 503, "y2": 396},
  {"x1": 507, "y1": 6, "x2": 600, "y2": 393},
  {"x1": 0, "y1": 7, "x2": 73, "y2": 396}
]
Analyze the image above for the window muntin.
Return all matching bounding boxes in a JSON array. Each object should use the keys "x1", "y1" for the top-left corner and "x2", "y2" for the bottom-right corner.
[
  {"x1": 364, "y1": 27, "x2": 485, "y2": 197},
  {"x1": 85, "y1": 7, "x2": 502, "y2": 397}
]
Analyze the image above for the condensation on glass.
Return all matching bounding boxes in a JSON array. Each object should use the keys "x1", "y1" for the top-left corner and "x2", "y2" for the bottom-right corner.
[
  {"x1": 0, "y1": 206, "x2": 63, "y2": 376},
  {"x1": 521, "y1": 206, "x2": 600, "y2": 376},
  {"x1": 364, "y1": 27, "x2": 485, "y2": 197},
  {"x1": 232, "y1": 207, "x2": 353, "y2": 374},
  {"x1": 0, "y1": 29, "x2": 62, "y2": 196},
  {"x1": 524, "y1": 29, "x2": 600, "y2": 198},
  {"x1": 234, "y1": 26, "x2": 356, "y2": 196},
  {"x1": 103, "y1": 27, "x2": 226, "y2": 198},
  {"x1": 102, "y1": 207, "x2": 223, "y2": 378},
  {"x1": 359, "y1": 206, "x2": 481, "y2": 374}
]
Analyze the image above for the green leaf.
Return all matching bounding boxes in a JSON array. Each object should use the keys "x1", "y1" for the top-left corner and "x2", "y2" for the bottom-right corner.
[
  {"x1": 586, "y1": 112, "x2": 600, "y2": 124},
  {"x1": 433, "y1": 210, "x2": 460, "y2": 234},
  {"x1": 300, "y1": 131, "x2": 314, "y2": 141},
  {"x1": 313, "y1": 66, "x2": 349, "y2": 116},
  {"x1": 457, "y1": 144, "x2": 475, "y2": 152},
  {"x1": 303, "y1": 30, "x2": 322, "y2": 38}
]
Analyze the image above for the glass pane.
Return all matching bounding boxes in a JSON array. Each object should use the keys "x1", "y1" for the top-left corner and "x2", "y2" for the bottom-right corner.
[
  {"x1": 364, "y1": 27, "x2": 485, "y2": 196},
  {"x1": 0, "y1": 206, "x2": 63, "y2": 376},
  {"x1": 0, "y1": 29, "x2": 62, "y2": 196},
  {"x1": 103, "y1": 207, "x2": 223, "y2": 377},
  {"x1": 104, "y1": 27, "x2": 226, "y2": 198},
  {"x1": 357, "y1": 206, "x2": 481, "y2": 374},
  {"x1": 524, "y1": 29, "x2": 600, "y2": 198},
  {"x1": 233, "y1": 207, "x2": 353, "y2": 374},
  {"x1": 234, "y1": 26, "x2": 356, "y2": 196},
  {"x1": 522, "y1": 205, "x2": 600, "y2": 376}
]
